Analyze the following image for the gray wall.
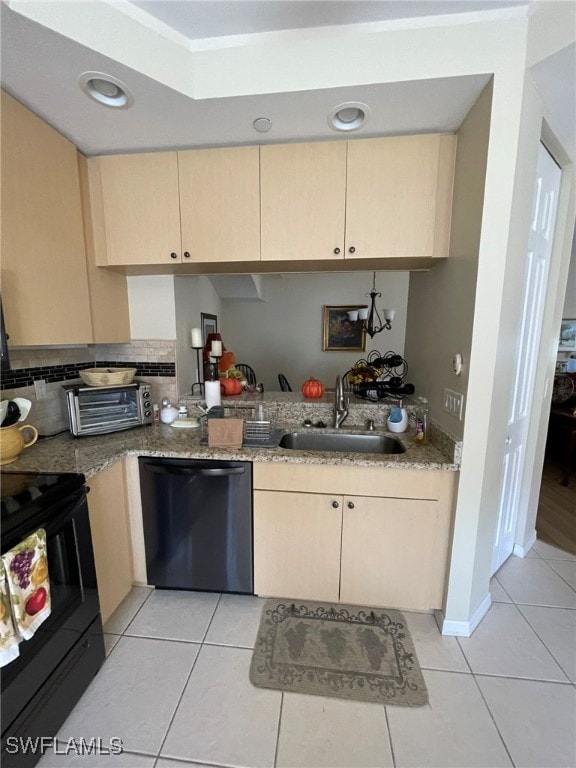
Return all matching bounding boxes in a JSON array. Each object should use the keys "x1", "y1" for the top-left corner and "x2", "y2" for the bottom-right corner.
[
  {"x1": 404, "y1": 84, "x2": 492, "y2": 441},
  {"x1": 174, "y1": 276, "x2": 221, "y2": 397},
  {"x1": 562, "y1": 230, "x2": 576, "y2": 318},
  {"x1": 220, "y1": 272, "x2": 409, "y2": 392}
]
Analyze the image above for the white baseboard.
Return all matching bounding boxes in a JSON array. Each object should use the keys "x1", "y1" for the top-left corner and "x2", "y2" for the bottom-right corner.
[
  {"x1": 435, "y1": 593, "x2": 492, "y2": 637},
  {"x1": 513, "y1": 529, "x2": 537, "y2": 558}
]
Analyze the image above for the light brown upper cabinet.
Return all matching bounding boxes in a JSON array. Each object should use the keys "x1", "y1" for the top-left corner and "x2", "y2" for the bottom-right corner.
[
  {"x1": 1, "y1": 91, "x2": 93, "y2": 345},
  {"x1": 95, "y1": 152, "x2": 182, "y2": 265},
  {"x1": 94, "y1": 146, "x2": 260, "y2": 265},
  {"x1": 260, "y1": 134, "x2": 455, "y2": 263},
  {"x1": 78, "y1": 155, "x2": 131, "y2": 342},
  {"x1": 345, "y1": 134, "x2": 456, "y2": 259},
  {"x1": 260, "y1": 141, "x2": 347, "y2": 261},
  {"x1": 178, "y1": 146, "x2": 260, "y2": 262}
]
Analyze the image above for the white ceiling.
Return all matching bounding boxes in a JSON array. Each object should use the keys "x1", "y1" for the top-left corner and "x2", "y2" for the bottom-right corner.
[
  {"x1": 1, "y1": 0, "x2": 571, "y2": 160},
  {"x1": 132, "y1": 0, "x2": 525, "y2": 39}
]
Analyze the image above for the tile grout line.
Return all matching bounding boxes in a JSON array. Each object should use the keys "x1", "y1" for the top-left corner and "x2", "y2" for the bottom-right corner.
[
  {"x1": 106, "y1": 587, "x2": 155, "y2": 637},
  {"x1": 539, "y1": 557, "x2": 576, "y2": 593},
  {"x1": 469, "y1": 671, "x2": 517, "y2": 768},
  {"x1": 494, "y1": 573, "x2": 515, "y2": 602},
  {"x1": 513, "y1": 602, "x2": 572, "y2": 683},
  {"x1": 273, "y1": 691, "x2": 284, "y2": 768},
  {"x1": 152, "y1": 632, "x2": 207, "y2": 764},
  {"x1": 456, "y1": 598, "x2": 571, "y2": 687},
  {"x1": 383, "y1": 706, "x2": 397, "y2": 768},
  {"x1": 151, "y1": 595, "x2": 222, "y2": 764},
  {"x1": 200, "y1": 593, "x2": 224, "y2": 644}
]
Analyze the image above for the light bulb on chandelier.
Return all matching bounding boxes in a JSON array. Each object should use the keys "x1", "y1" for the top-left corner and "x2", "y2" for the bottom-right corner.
[{"x1": 347, "y1": 272, "x2": 395, "y2": 338}]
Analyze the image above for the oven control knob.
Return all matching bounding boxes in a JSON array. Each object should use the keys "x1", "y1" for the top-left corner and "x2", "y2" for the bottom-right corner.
[{"x1": 144, "y1": 410, "x2": 152, "y2": 417}]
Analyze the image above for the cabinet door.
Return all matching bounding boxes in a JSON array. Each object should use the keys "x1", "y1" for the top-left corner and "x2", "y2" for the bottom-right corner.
[
  {"x1": 345, "y1": 134, "x2": 455, "y2": 259},
  {"x1": 1, "y1": 91, "x2": 93, "y2": 345},
  {"x1": 260, "y1": 142, "x2": 346, "y2": 261},
  {"x1": 340, "y1": 495, "x2": 440, "y2": 610},
  {"x1": 77, "y1": 154, "x2": 131, "y2": 342},
  {"x1": 96, "y1": 152, "x2": 181, "y2": 265},
  {"x1": 86, "y1": 462, "x2": 133, "y2": 624},
  {"x1": 179, "y1": 146, "x2": 260, "y2": 262},
  {"x1": 254, "y1": 490, "x2": 342, "y2": 601}
]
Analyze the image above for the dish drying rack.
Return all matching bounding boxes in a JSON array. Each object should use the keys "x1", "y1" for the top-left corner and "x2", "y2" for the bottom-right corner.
[
  {"x1": 202, "y1": 407, "x2": 283, "y2": 448},
  {"x1": 243, "y1": 419, "x2": 272, "y2": 445}
]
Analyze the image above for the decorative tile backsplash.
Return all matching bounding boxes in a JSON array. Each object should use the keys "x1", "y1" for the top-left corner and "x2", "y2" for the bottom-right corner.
[
  {"x1": 1, "y1": 360, "x2": 175, "y2": 390},
  {"x1": 1, "y1": 341, "x2": 178, "y2": 435}
]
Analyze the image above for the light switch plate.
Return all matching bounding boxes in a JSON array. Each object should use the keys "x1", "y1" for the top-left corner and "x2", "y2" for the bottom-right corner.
[{"x1": 443, "y1": 388, "x2": 464, "y2": 419}]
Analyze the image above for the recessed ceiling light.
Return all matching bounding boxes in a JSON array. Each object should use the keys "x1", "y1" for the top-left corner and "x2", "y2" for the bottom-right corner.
[
  {"x1": 328, "y1": 102, "x2": 371, "y2": 132},
  {"x1": 78, "y1": 71, "x2": 134, "y2": 109},
  {"x1": 253, "y1": 117, "x2": 272, "y2": 133}
]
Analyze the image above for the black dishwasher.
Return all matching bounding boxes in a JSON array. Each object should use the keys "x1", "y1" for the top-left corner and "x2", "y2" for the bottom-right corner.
[{"x1": 139, "y1": 458, "x2": 253, "y2": 594}]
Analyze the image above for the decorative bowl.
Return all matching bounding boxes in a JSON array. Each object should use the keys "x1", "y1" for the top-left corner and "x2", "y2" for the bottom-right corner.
[{"x1": 79, "y1": 368, "x2": 136, "y2": 387}]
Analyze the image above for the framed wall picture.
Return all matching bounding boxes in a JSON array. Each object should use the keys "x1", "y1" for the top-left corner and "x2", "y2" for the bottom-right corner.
[
  {"x1": 201, "y1": 313, "x2": 218, "y2": 346},
  {"x1": 323, "y1": 305, "x2": 367, "y2": 351},
  {"x1": 558, "y1": 318, "x2": 576, "y2": 351}
]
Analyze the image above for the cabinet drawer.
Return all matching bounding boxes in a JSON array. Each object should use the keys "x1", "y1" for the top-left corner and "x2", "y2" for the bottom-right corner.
[{"x1": 253, "y1": 462, "x2": 446, "y2": 499}]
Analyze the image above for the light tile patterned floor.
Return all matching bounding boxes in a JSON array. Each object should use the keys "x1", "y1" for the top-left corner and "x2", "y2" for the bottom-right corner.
[{"x1": 38, "y1": 541, "x2": 576, "y2": 768}]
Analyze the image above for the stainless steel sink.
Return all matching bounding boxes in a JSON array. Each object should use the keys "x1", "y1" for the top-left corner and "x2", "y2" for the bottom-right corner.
[{"x1": 279, "y1": 431, "x2": 406, "y2": 454}]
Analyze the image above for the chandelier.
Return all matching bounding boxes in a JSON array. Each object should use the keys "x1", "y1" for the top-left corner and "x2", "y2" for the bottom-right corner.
[{"x1": 347, "y1": 272, "x2": 396, "y2": 338}]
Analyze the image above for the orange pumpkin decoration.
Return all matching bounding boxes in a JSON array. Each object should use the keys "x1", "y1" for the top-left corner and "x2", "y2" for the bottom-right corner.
[
  {"x1": 302, "y1": 377, "x2": 325, "y2": 399},
  {"x1": 220, "y1": 378, "x2": 243, "y2": 396}
]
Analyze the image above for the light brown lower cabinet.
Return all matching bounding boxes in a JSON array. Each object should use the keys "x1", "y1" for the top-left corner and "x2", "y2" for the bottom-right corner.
[
  {"x1": 86, "y1": 462, "x2": 133, "y2": 624},
  {"x1": 254, "y1": 490, "x2": 342, "y2": 602},
  {"x1": 339, "y1": 496, "x2": 441, "y2": 610},
  {"x1": 253, "y1": 463, "x2": 455, "y2": 611}
]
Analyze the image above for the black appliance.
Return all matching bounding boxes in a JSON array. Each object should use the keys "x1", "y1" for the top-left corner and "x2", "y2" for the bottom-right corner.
[
  {"x1": 1, "y1": 472, "x2": 105, "y2": 768},
  {"x1": 139, "y1": 458, "x2": 253, "y2": 594},
  {"x1": 1, "y1": 295, "x2": 10, "y2": 372}
]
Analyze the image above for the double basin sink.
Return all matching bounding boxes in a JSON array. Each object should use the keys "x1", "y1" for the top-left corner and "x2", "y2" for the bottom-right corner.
[{"x1": 279, "y1": 431, "x2": 405, "y2": 455}]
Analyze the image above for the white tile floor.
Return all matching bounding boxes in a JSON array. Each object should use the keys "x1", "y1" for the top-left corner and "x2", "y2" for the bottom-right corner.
[{"x1": 38, "y1": 540, "x2": 576, "y2": 768}]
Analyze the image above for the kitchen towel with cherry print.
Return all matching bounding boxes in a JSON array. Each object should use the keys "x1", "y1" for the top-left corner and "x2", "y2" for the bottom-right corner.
[
  {"x1": 2, "y1": 528, "x2": 51, "y2": 641},
  {"x1": 0, "y1": 559, "x2": 20, "y2": 667}
]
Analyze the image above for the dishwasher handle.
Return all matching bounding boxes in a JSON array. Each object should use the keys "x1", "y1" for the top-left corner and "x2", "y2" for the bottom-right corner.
[
  {"x1": 198, "y1": 468, "x2": 245, "y2": 476},
  {"x1": 144, "y1": 463, "x2": 246, "y2": 477}
]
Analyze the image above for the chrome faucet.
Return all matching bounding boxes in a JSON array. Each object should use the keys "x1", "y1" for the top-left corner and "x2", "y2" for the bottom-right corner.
[{"x1": 334, "y1": 375, "x2": 349, "y2": 429}]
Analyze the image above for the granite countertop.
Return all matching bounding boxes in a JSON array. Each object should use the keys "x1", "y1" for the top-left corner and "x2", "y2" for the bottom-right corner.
[{"x1": 3, "y1": 420, "x2": 458, "y2": 479}]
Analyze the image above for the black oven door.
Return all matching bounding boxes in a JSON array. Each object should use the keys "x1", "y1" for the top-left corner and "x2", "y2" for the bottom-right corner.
[{"x1": 1, "y1": 486, "x2": 102, "y2": 736}]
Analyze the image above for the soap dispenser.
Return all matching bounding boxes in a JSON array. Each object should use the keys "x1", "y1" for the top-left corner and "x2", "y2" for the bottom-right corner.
[{"x1": 387, "y1": 401, "x2": 408, "y2": 433}]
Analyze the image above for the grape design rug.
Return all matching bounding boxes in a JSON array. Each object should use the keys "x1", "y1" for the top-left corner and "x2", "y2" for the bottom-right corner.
[{"x1": 250, "y1": 600, "x2": 428, "y2": 707}]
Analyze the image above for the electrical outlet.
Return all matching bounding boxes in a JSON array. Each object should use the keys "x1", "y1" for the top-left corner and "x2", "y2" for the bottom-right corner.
[
  {"x1": 34, "y1": 379, "x2": 48, "y2": 400},
  {"x1": 443, "y1": 388, "x2": 464, "y2": 419}
]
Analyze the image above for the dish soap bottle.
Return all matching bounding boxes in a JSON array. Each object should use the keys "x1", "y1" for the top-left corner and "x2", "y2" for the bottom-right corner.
[
  {"x1": 387, "y1": 402, "x2": 408, "y2": 433},
  {"x1": 414, "y1": 397, "x2": 429, "y2": 445}
]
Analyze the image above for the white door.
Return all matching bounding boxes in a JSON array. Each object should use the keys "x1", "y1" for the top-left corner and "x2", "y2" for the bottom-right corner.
[{"x1": 491, "y1": 144, "x2": 561, "y2": 575}]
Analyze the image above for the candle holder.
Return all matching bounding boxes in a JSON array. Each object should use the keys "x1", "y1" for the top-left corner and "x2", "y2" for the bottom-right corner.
[
  {"x1": 209, "y1": 355, "x2": 222, "y2": 383},
  {"x1": 191, "y1": 345, "x2": 204, "y2": 396}
]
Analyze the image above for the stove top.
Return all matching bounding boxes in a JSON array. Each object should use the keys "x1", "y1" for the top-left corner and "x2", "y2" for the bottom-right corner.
[{"x1": 1, "y1": 471, "x2": 86, "y2": 538}]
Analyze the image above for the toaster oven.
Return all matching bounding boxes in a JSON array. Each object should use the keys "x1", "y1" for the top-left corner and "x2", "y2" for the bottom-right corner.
[{"x1": 62, "y1": 381, "x2": 153, "y2": 437}]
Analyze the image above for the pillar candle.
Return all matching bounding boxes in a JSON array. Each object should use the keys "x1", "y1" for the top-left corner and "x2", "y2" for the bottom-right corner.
[
  {"x1": 191, "y1": 328, "x2": 202, "y2": 347},
  {"x1": 211, "y1": 340, "x2": 222, "y2": 356}
]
